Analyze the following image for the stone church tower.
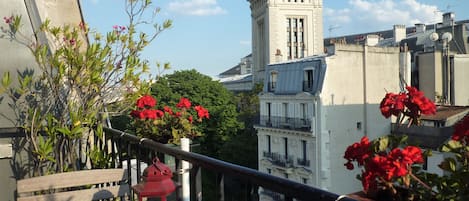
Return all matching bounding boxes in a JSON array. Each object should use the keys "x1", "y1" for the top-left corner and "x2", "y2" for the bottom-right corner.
[{"x1": 248, "y1": 0, "x2": 324, "y2": 82}]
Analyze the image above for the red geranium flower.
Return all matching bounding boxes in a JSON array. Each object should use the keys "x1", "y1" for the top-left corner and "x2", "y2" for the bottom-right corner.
[
  {"x1": 176, "y1": 97, "x2": 191, "y2": 109},
  {"x1": 451, "y1": 115, "x2": 469, "y2": 143},
  {"x1": 194, "y1": 105, "x2": 209, "y2": 119},
  {"x1": 136, "y1": 95, "x2": 156, "y2": 109}
]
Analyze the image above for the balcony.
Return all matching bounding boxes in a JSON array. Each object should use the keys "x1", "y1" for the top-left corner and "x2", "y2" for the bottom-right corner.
[
  {"x1": 259, "y1": 115, "x2": 311, "y2": 132},
  {"x1": 297, "y1": 158, "x2": 310, "y2": 167},
  {"x1": 0, "y1": 127, "x2": 355, "y2": 201}
]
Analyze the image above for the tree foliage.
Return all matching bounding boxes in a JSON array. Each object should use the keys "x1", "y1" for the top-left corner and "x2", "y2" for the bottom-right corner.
[
  {"x1": 151, "y1": 69, "x2": 242, "y2": 157},
  {"x1": 0, "y1": 0, "x2": 171, "y2": 175}
]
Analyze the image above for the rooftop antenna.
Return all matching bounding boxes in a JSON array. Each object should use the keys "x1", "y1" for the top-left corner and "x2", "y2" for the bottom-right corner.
[{"x1": 328, "y1": 25, "x2": 341, "y2": 37}]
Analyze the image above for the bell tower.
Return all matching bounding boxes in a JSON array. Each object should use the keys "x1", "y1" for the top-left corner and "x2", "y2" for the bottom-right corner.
[{"x1": 249, "y1": 0, "x2": 324, "y2": 83}]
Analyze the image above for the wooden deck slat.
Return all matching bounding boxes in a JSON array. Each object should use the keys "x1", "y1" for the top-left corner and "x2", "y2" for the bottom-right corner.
[
  {"x1": 17, "y1": 169, "x2": 128, "y2": 194},
  {"x1": 17, "y1": 184, "x2": 130, "y2": 201}
]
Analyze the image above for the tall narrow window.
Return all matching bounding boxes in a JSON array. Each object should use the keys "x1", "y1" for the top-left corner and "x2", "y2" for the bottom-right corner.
[
  {"x1": 267, "y1": 168, "x2": 272, "y2": 174},
  {"x1": 269, "y1": 71, "x2": 278, "y2": 91},
  {"x1": 300, "y1": 103, "x2": 307, "y2": 125},
  {"x1": 283, "y1": 137, "x2": 288, "y2": 157},
  {"x1": 303, "y1": 69, "x2": 314, "y2": 91},
  {"x1": 286, "y1": 17, "x2": 306, "y2": 61},
  {"x1": 301, "y1": 140, "x2": 307, "y2": 161},
  {"x1": 267, "y1": 102, "x2": 272, "y2": 124},
  {"x1": 283, "y1": 103, "x2": 288, "y2": 123},
  {"x1": 267, "y1": 135, "x2": 271, "y2": 153}
]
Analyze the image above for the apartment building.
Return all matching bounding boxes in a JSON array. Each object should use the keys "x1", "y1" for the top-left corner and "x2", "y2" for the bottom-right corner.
[{"x1": 256, "y1": 44, "x2": 401, "y2": 198}]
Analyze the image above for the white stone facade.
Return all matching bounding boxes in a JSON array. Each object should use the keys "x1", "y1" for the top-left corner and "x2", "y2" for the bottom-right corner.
[
  {"x1": 249, "y1": 0, "x2": 324, "y2": 83},
  {"x1": 256, "y1": 45, "x2": 402, "y2": 196}
]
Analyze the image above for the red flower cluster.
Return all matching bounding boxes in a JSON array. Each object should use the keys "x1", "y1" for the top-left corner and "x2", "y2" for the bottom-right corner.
[
  {"x1": 136, "y1": 95, "x2": 156, "y2": 109},
  {"x1": 344, "y1": 136, "x2": 424, "y2": 192},
  {"x1": 451, "y1": 115, "x2": 469, "y2": 144},
  {"x1": 131, "y1": 95, "x2": 209, "y2": 121},
  {"x1": 176, "y1": 97, "x2": 191, "y2": 109},
  {"x1": 344, "y1": 136, "x2": 372, "y2": 170},
  {"x1": 130, "y1": 95, "x2": 210, "y2": 143},
  {"x1": 195, "y1": 105, "x2": 209, "y2": 119},
  {"x1": 380, "y1": 86, "x2": 436, "y2": 120}
]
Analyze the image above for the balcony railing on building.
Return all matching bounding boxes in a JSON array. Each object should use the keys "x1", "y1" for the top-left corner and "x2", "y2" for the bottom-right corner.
[
  {"x1": 264, "y1": 151, "x2": 310, "y2": 168},
  {"x1": 297, "y1": 158, "x2": 310, "y2": 167},
  {"x1": 260, "y1": 115, "x2": 311, "y2": 132}
]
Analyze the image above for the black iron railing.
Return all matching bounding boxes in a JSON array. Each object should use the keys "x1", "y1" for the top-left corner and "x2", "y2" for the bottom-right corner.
[
  {"x1": 297, "y1": 158, "x2": 310, "y2": 167},
  {"x1": 259, "y1": 115, "x2": 312, "y2": 132},
  {"x1": 102, "y1": 127, "x2": 355, "y2": 201}
]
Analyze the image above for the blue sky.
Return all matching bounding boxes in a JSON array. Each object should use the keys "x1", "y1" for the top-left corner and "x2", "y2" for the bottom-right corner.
[{"x1": 79, "y1": 0, "x2": 469, "y2": 77}]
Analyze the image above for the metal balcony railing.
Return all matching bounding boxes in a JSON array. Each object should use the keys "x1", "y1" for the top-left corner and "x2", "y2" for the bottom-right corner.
[
  {"x1": 259, "y1": 115, "x2": 311, "y2": 132},
  {"x1": 297, "y1": 158, "x2": 310, "y2": 167},
  {"x1": 101, "y1": 127, "x2": 354, "y2": 201},
  {"x1": 271, "y1": 153, "x2": 294, "y2": 168}
]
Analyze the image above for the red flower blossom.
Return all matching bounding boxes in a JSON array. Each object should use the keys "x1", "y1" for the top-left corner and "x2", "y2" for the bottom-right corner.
[
  {"x1": 176, "y1": 97, "x2": 191, "y2": 109},
  {"x1": 344, "y1": 136, "x2": 372, "y2": 168},
  {"x1": 405, "y1": 86, "x2": 436, "y2": 116},
  {"x1": 188, "y1": 116, "x2": 193, "y2": 123},
  {"x1": 136, "y1": 95, "x2": 156, "y2": 109},
  {"x1": 130, "y1": 110, "x2": 144, "y2": 119},
  {"x1": 380, "y1": 92, "x2": 406, "y2": 118},
  {"x1": 163, "y1": 106, "x2": 173, "y2": 115},
  {"x1": 451, "y1": 115, "x2": 469, "y2": 143},
  {"x1": 194, "y1": 105, "x2": 209, "y2": 119},
  {"x1": 142, "y1": 109, "x2": 157, "y2": 119}
]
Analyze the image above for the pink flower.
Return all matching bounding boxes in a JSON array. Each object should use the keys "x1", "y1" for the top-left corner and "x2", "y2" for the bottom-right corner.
[{"x1": 3, "y1": 16, "x2": 13, "y2": 24}]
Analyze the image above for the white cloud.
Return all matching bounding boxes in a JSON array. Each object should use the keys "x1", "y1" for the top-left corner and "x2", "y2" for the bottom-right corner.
[
  {"x1": 168, "y1": 0, "x2": 227, "y2": 16},
  {"x1": 325, "y1": 0, "x2": 442, "y2": 35}
]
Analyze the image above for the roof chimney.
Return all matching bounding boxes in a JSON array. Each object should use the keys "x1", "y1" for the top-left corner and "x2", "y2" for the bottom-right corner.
[
  {"x1": 415, "y1": 23, "x2": 426, "y2": 33},
  {"x1": 443, "y1": 12, "x2": 455, "y2": 27},
  {"x1": 393, "y1": 24, "x2": 406, "y2": 44}
]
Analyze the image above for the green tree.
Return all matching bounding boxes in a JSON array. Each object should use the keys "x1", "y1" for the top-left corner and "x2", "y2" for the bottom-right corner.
[
  {"x1": 151, "y1": 69, "x2": 243, "y2": 157},
  {"x1": 1, "y1": 0, "x2": 171, "y2": 175}
]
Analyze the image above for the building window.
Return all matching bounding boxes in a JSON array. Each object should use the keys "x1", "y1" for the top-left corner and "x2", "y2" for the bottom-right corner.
[
  {"x1": 301, "y1": 140, "x2": 307, "y2": 161},
  {"x1": 302, "y1": 178, "x2": 308, "y2": 184},
  {"x1": 267, "y1": 135, "x2": 271, "y2": 153},
  {"x1": 300, "y1": 103, "x2": 308, "y2": 125},
  {"x1": 267, "y1": 102, "x2": 272, "y2": 125},
  {"x1": 283, "y1": 103, "x2": 288, "y2": 123},
  {"x1": 284, "y1": 173, "x2": 289, "y2": 179},
  {"x1": 267, "y1": 168, "x2": 272, "y2": 174},
  {"x1": 303, "y1": 69, "x2": 314, "y2": 91},
  {"x1": 283, "y1": 137, "x2": 288, "y2": 157},
  {"x1": 269, "y1": 71, "x2": 278, "y2": 92},
  {"x1": 286, "y1": 17, "x2": 305, "y2": 60}
]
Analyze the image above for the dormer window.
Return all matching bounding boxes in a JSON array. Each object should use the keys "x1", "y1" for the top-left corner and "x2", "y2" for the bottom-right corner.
[
  {"x1": 303, "y1": 69, "x2": 314, "y2": 91},
  {"x1": 269, "y1": 71, "x2": 278, "y2": 92}
]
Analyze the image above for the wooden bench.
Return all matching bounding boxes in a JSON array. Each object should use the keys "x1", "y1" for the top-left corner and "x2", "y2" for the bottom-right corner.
[{"x1": 17, "y1": 169, "x2": 130, "y2": 201}]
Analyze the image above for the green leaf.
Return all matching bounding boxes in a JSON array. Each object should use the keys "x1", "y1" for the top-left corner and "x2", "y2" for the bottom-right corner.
[
  {"x1": 2, "y1": 72, "x2": 11, "y2": 88},
  {"x1": 378, "y1": 136, "x2": 389, "y2": 152}
]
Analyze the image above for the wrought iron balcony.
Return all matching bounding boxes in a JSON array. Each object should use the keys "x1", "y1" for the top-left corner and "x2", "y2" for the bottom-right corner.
[
  {"x1": 297, "y1": 158, "x2": 310, "y2": 167},
  {"x1": 259, "y1": 115, "x2": 311, "y2": 132},
  {"x1": 271, "y1": 153, "x2": 294, "y2": 168}
]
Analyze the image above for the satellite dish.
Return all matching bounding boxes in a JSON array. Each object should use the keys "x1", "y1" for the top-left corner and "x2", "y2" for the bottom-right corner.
[
  {"x1": 442, "y1": 32, "x2": 453, "y2": 42},
  {"x1": 429, "y1": 32, "x2": 439, "y2": 41}
]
